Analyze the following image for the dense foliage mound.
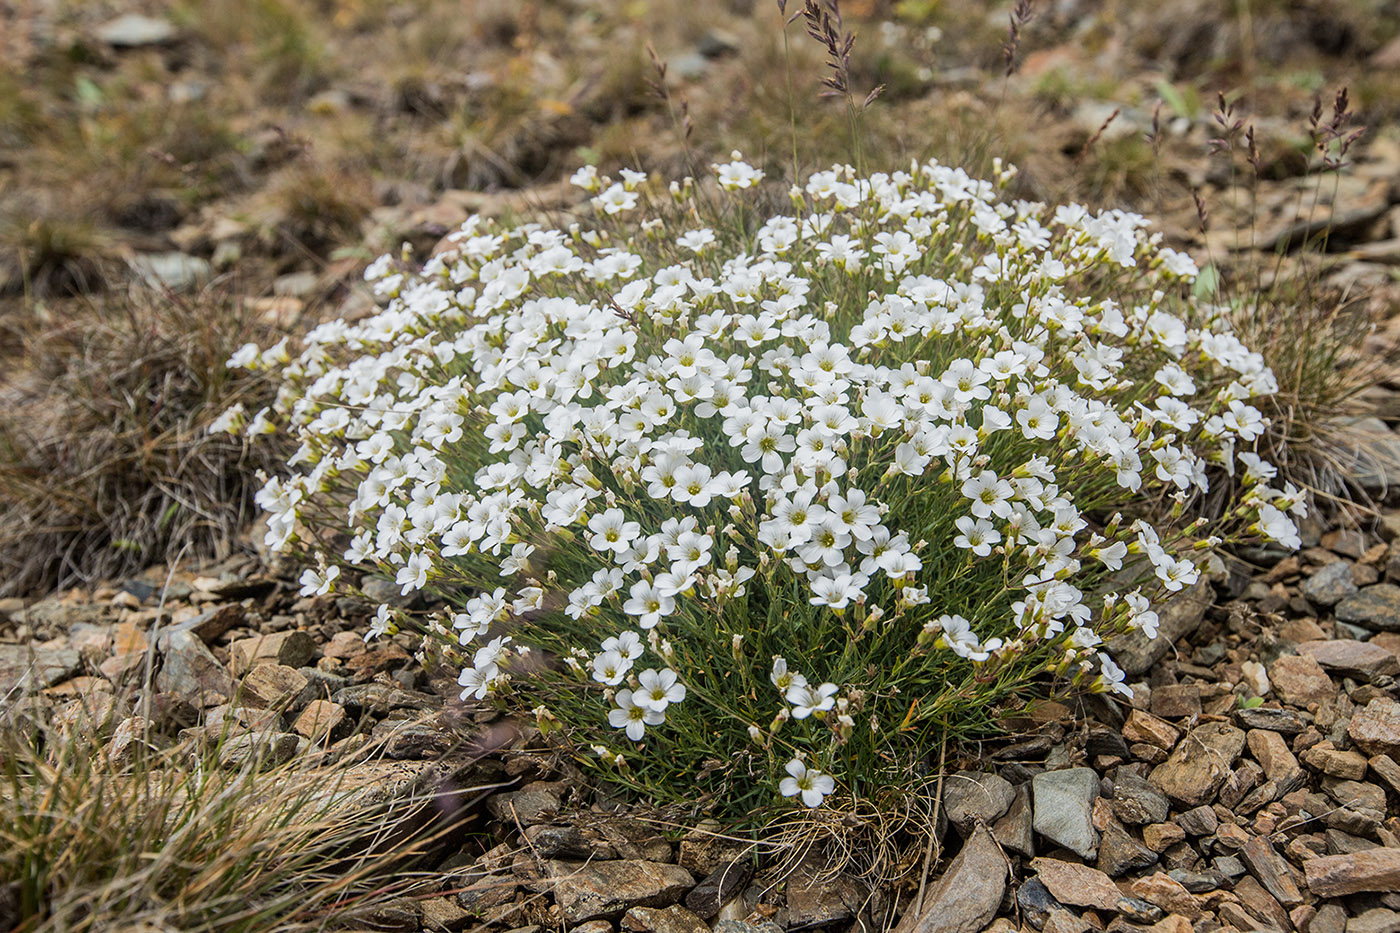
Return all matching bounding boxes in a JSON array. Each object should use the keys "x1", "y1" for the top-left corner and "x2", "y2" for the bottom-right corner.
[{"x1": 226, "y1": 155, "x2": 1303, "y2": 817}]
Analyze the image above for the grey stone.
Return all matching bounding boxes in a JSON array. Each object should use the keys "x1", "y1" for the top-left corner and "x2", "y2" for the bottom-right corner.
[
  {"x1": 1111, "y1": 771, "x2": 1169, "y2": 825},
  {"x1": 523, "y1": 825, "x2": 613, "y2": 861},
  {"x1": 332, "y1": 683, "x2": 438, "y2": 714},
  {"x1": 1304, "y1": 848, "x2": 1400, "y2": 896},
  {"x1": 684, "y1": 860, "x2": 750, "y2": 919},
  {"x1": 1348, "y1": 908, "x2": 1400, "y2": 933},
  {"x1": 784, "y1": 858, "x2": 866, "y2": 927},
  {"x1": 230, "y1": 631, "x2": 316, "y2": 674},
  {"x1": 216, "y1": 730, "x2": 302, "y2": 769},
  {"x1": 156, "y1": 629, "x2": 232, "y2": 706},
  {"x1": 1014, "y1": 876, "x2": 1062, "y2": 930},
  {"x1": 488, "y1": 786, "x2": 563, "y2": 826},
  {"x1": 1030, "y1": 857, "x2": 1122, "y2": 911},
  {"x1": 1149, "y1": 722, "x2": 1246, "y2": 807},
  {"x1": 1240, "y1": 835, "x2": 1303, "y2": 906},
  {"x1": 0, "y1": 643, "x2": 82, "y2": 698},
  {"x1": 1032, "y1": 768, "x2": 1100, "y2": 859},
  {"x1": 1096, "y1": 821, "x2": 1158, "y2": 877},
  {"x1": 1105, "y1": 581, "x2": 1212, "y2": 676},
  {"x1": 991, "y1": 784, "x2": 1034, "y2": 857},
  {"x1": 941, "y1": 770, "x2": 1015, "y2": 834},
  {"x1": 1350, "y1": 698, "x2": 1400, "y2": 757},
  {"x1": 1235, "y1": 706, "x2": 1308, "y2": 734},
  {"x1": 1331, "y1": 416, "x2": 1400, "y2": 494},
  {"x1": 893, "y1": 825, "x2": 1005, "y2": 933},
  {"x1": 621, "y1": 904, "x2": 708, "y2": 933},
  {"x1": 1175, "y1": 805, "x2": 1218, "y2": 836},
  {"x1": 542, "y1": 860, "x2": 693, "y2": 923},
  {"x1": 1300, "y1": 639, "x2": 1400, "y2": 679},
  {"x1": 1338, "y1": 584, "x2": 1400, "y2": 632},
  {"x1": 96, "y1": 13, "x2": 176, "y2": 46},
  {"x1": 1303, "y1": 561, "x2": 1358, "y2": 606},
  {"x1": 128, "y1": 252, "x2": 210, "y2": 291}
]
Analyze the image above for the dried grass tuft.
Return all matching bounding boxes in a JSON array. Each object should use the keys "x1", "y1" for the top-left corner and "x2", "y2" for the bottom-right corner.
[{"x1": 0, "y1": 282, "x2": 282, "y2": 597}]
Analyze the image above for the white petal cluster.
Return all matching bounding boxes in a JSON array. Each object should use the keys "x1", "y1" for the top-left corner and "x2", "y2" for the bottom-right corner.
[{"x1": 232, "y1": 155, "x2": 1300, "y2": 810}]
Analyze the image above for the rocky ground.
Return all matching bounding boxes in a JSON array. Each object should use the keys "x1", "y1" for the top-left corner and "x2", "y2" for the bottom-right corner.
[
  {"x1": 6, "y1": 473, "x2": 1400, "y2": 932},
  {"x1": 6, "y1": 1, "x2": 1400, "y2": 931}
]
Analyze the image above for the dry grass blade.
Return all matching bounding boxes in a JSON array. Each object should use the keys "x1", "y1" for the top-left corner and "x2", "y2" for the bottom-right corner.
[
  {"x1": 0, "y1": 695, "x2": 491, "y2": 932},
  {"x1": 0, "y1": 281, "x2": 281, "y2": 597}
]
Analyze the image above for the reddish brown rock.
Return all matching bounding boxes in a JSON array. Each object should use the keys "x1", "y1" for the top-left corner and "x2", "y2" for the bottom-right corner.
[
  {"x1": 1029, "y1": 858, "x2": 1122, "y2": 911},
  {"x1": 1269, "y1": 654, "x2": 1334, "y2": 708},
  {"x1": 1349, "y1": 698, "x2": 1400, "y2": 758},
  {"x1": 1303, "y1": 848, "x2": 1400, "y2": 896},
  {"x1": 1123, "y1": 710, "x2": 1180, "y2": 751},
  {"x1": 1298, "y1": 639, "x2": 1400, "y2": 679}
]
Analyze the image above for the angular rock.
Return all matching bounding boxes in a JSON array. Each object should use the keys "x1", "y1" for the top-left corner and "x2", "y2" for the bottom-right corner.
[
  {"x1": 1349, "y1": 908, "x2": 1400, "y2": 933},
  {"x1": 1030, "y1": 857, "x2": 1122, "y2": 911},
  {"x1": 894, "y1": 825, "x2": 1005, "y2": 933},
  {"x1": 1298, "y1": 639, "x2": 1400, "y2": 680},
  {"x1": 622, "y1": 904, "x2": 709, "y2": 933},
  {"x1": 1247, "y1": 729, "x2": 1303, "y2": 787},
  {"x1": 1112, "y1": 771, "x2": 1170, "y2": 825},
  {"x1": 332, "y1": 683, "x2": 438, "y2": 714},
  {"x1": 1303, "y1": 848, "x2": 1400, "y2": 896},
  {"x1": 1122, "y1": 710, "x2": 1180, "y2": 750},
  {"x1": 1234, "y1": 706, "x2": 1307, "y2": 735},
  {"x1": 239, "y1": 664, "x2": 309, "y2": 709},
  {"x1": 1175, "y1": 805, "x2": 1217, "y2": 836},
  {"x1": 1148, "y1": 722, "x2": 1245, "y2": 807},
  {"x1": 684, "y1": 860, "x2": 750, "y2": 919},
  {"x1": 1269, "y1": 654, "x2": 1335, "y2": 707},
  {"x1": 488, "y1": 785, "x2": 563, "y2": 825},
  {"x1": 991, "y1": 784, "x2": 1034, "y2": 857},
  {"x1": 1350, "y1": 698, "x2": 1400, "y2": 757},
  {"x1": 784, "y1": 859, "x2": 866, "y2": 927},
  {"x1": 217, "y1": 730, "x2": 301, "y2": 769},
  {"x1": 523, "y1": 825, "x2": 613, "y2": 861},
  {"x1": 96, "y1": 13, "x2": 177, "y2": 47},
  {"x1": 155, "y1": 629, "x2": 232, "y2": 706},
  {"x1": 1302, "y1": 561, "x2": 1358, "y2": 606},
  {"x1": 230, "y1": 631, "x2": 316, "y2": 674},
  {"x1": 942, "y1": 770, "x2": 1015, "y2": 834},
  {"x1": 1370, "y1": 753, "x2": 1400, "y2": 795},
  {"x1": 1302, "y1": 742, "x2": 1370, "y2": 779},
  {"x1": 1337, "y1": 584, "x2": 1400, "y2": 632},
  {"x1": 1106, "y1": 581, "x2": 1212, "y2": 676},
  {"x1": 1129, "y1": 874, "x2": 1202, "y2": 921},
  {"x1": 1142, "y1": 822, "x2": 1186, "y2": 852},
  {"x1": 543, "y1": 860, "x2": 694, "y2": 923},
  {"x1": 1241, "y1": 835, "x2": 1303, "y2": 906},
  {"x1": 1233, "y1": 874, "x2": 1291, "y2": 931},
  {"x1": 1150, "y1": 685, "x2": 1202, "y2": 720},
  {"x1": 292, "y1": 699, "x2": 348, "y2": 740},
  {"x1": 107, "y1": 715, "x2": 153, "y2": 767},
  {"x1": 1097, "y1": 821, "x2": 1159, "y2": 877},
  {"x1": 0, "y1": 643, "x2": 83, "y2": 697},
  {"x1": 1032, "y1": 768, "x2": 1100, "y2": 859}
]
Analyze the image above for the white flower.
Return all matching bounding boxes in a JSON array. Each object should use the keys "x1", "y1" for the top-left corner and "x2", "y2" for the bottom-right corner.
[
  {"x1": 609, "y1": 688, "x2": 664, "y2": 740},
  {"x1": 635, "y1": 668, "x2": 686, "y2": 712},
  {"x1": 298, "y1": 565, "x2": 339, "y2": 597},
  {"x1": 779, "y1": 758, "x2": 836, "y2": 807},
  {"x1": 591, "y1": 649, "x2": 631, "y2": 685},
  {"x1": 786, "y1": 681, "x2": 838, "y2": 718}
]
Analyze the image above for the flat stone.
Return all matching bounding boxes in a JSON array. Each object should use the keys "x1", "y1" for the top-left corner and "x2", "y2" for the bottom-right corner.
[
  {"x1": 1235, "y1": 706, "x2": 1308, "y2": 734},
  {"x1": 684, "y1": 860, "x2": 750, "y2": 919},
  {"x1": 0, "y1": 643, "x2": 82, "y2": 697},
  {"x1": 1351, "y1": 698, "x2": 1400, "y2": 758},
  {"x1": 419, "y1": 896, "x2": 471, "y2": 931},
  {"x1": 1303, "y1": 848, "x2": 1400, "y2": 896},
  {"x1": 239, "y1": 664, "x2": 309, "y2": 709},
  {"x1": 1148, "y1": 722, "x2": 1246, "y2": 807},
  {"x1": 1032, "y1": 768, "x2": 1100, "y2": 859},
  {"x1": 543, "y1": 861, "x2": 694, "y2": 923},
  {"x1": 523, "y1": 825, "x2": 614, "y2": 861},
  {"x1": 1013, "y1": 876, "x2": 1063, "y2": 931},
  {"x1": 128, "y1": 252, "x2": 210, "y2": 291},
  {"x1": 1151, "y1": 871, "x2": 1212, "y2": 907},
  {"x1": 991, "y1": 783, "x2": 1034, "y2": 857},
  {"x1": 1247, "y1": 729, "x2": 1303, "y2": 786},
  {"x1": 1176, "y1": 805, "x2": 1218, "y2": 836},
  {"x1": 488, "y1": 786, "x2": 563, "y2": 826},
  {"x1": 1097, "y1": 821, "x2": 1159, "y2": 876},
  {"x1": 1322, "y1": 777, "x2": 1386, "y2": 813},
  {"x1": 1233, "y1": 874, "x2": 1291, "y2": 931},
  {"x1": 942, "y1": 770, "x2": 1015, "y2": 833},
  {"x1": 107, "y1": 715, "x2": 153, "y2": 767},
  {"x1": 1269, "y1": 654, "x2": 1335, "y2": 707},
  {"x1": 1111, "y1": 771, "x2": 1170, "y2": 825},
  {"x1": 292, "y1": 699, "x2": 348, "y2": 740},
  {"x1": 1241, "y1": 835, "x2": 1303, "y2": 906},
  {"x1": 1030, "y1": 857, "x2": 1122, "y2": 911},
  {"x1": 1338, "y1": 584, "x2": 1400, "y2": 632},
  {"x1": 1302, "y1": 561, "x2": 1358, "y2": 606},
  {"x1": 1142, "y1": 822, "x2": 1186, "y2": 852},
  {"x1": 1348, "y1": 908, "x2": 1400, "y2": 933},
  {"x1": 230, "y1": 631, "x2": 316, "y2": 674},
  {"x1": 155, "y1": 629, "x2": 232, "y2": 706},
  {"x1": 1299, "y1": 639, "x2": 1400, "y2": 680},
  {"x1": 1302, "y1": 742, "x2": 1370, "y2": 779},
  {"x1": 96, "y1": 13, "x2": 177, "y2": 47},
  {"x1": 1150, "y1": 685, "x2": 1202, "y2": 720},
  {"x1": 332, "y1": 683, "x2": 438, "y2": 714},
  {"x1": 622, "y1": 904, "x2": 709, "y2": 933},
  {"x1": 1106, "y1": 581, "x2": 1212, "y2": 675},
  {"x1": 1370, "y1": 753, "x2": 1400, "y2": 795},
  {"x1": 216, "y1": 730, "x2": 302, "y2": 769},
  {"x1": 894, "y1": 825, "x2": 1006, "y2": 933},
  {"x1": 1123, "y1": 710, "x2": 1180, "y2": 750},
  {"x1": 784, "y1": 859, "x2": 866, "y2": 927},
  {"x1": 1312, "y1": 903, "x2": 1348, "y2": 933}
]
